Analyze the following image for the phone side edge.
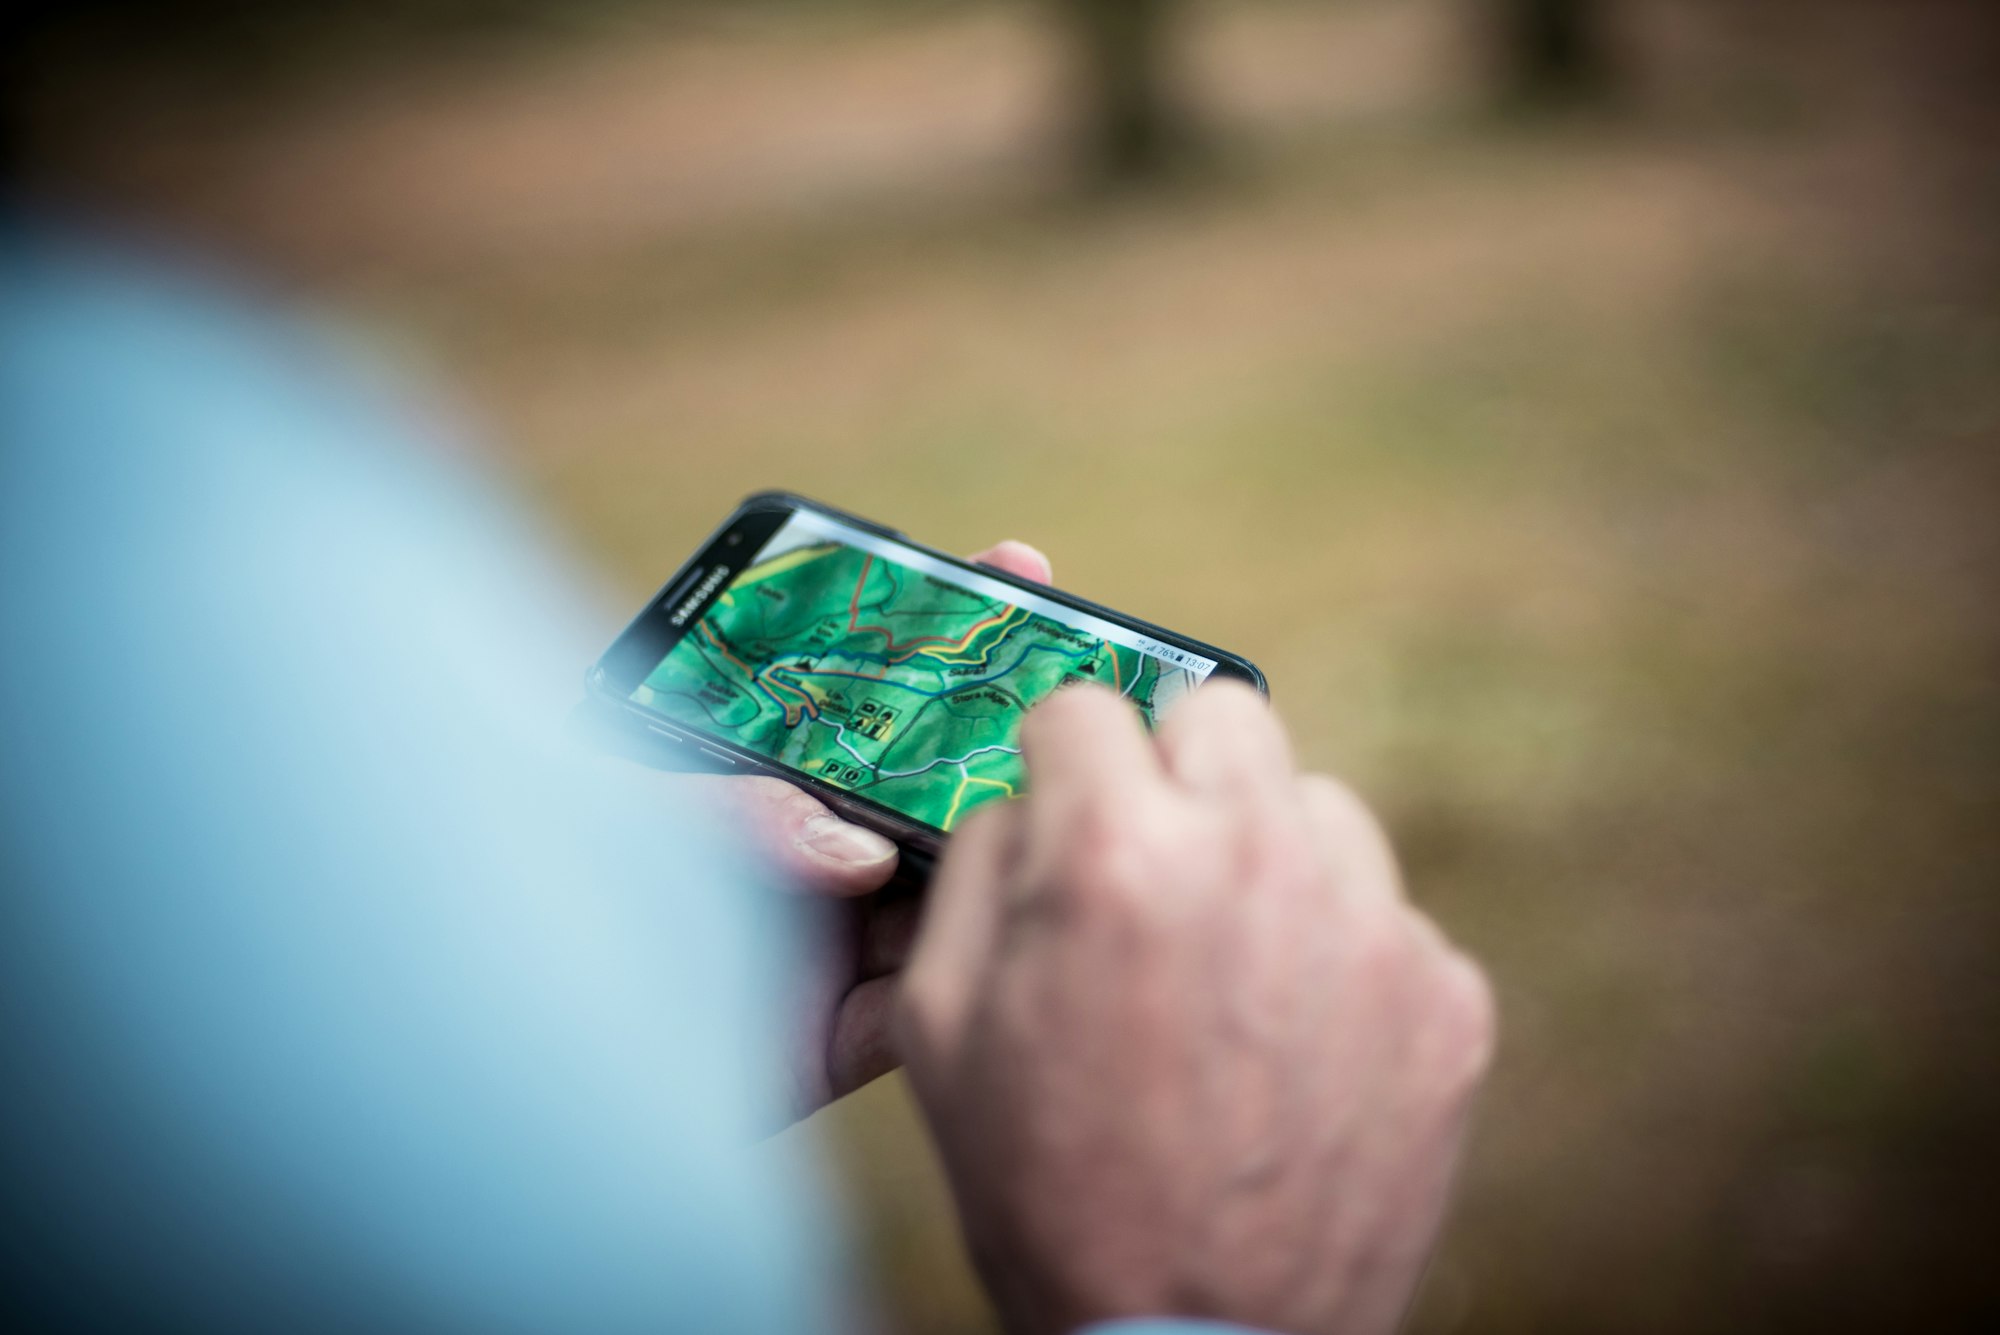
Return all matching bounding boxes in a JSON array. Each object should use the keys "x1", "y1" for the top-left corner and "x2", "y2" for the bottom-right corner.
[{"x1": 770, "y1": 492, "x2": 1270, "y2": 698}]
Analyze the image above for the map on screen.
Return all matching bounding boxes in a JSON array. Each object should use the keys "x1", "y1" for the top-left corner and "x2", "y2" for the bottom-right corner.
[{"x1": 631, "y1": 513, "x2": 1214, "y2": 831}]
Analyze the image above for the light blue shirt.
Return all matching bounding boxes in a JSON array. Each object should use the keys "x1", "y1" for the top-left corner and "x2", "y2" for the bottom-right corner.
[{"x1": 0, "y1": 217, "x2": 1262, "y2": 1335}]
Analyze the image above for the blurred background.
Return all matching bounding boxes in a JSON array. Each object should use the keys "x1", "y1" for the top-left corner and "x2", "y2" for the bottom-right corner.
[{"x1": 11, "y1": 1, "x2": 1997, "y2": 1330}]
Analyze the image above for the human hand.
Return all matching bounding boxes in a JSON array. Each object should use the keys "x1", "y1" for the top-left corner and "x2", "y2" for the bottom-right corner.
[
  {"x1": 897, "y1": 682, "x2": 1496, "y2": 1335},
  {"x1": 665, "y1": 539, "x2": 1054, "y2": 1124}
]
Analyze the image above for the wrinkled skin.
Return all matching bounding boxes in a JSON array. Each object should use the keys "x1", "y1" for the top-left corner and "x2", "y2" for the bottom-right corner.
[{"x1": 898, "y1": 681, "x2": 1496, "y2": 1335}]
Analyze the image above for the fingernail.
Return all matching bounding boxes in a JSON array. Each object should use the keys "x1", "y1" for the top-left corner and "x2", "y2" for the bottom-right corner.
[{"x1": 799, "y1": 813, "x2": 897, "y2": 865}]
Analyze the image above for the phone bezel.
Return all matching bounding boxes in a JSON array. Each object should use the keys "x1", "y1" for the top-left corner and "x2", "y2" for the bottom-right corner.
[{"x1": 587, "y1": 490, "x2": 1267, "y2": 855}]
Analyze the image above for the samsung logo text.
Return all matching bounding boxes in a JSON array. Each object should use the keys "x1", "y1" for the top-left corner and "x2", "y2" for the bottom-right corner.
[{"x1": 669, "y1": 566, "x2": 731, "y2": 626}]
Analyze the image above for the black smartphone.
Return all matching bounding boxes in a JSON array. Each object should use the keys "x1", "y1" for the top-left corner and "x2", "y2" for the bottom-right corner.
[{"x1": 587, "y1": 491, "x2": 1265, "y2": 860}]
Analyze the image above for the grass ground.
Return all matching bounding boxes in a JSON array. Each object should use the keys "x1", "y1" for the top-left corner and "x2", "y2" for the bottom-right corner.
[{"x1": 70, "y1": 2, "x2": 1999, "y2": 1328}]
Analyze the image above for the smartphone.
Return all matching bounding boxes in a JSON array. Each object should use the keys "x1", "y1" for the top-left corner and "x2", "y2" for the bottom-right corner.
[{"x1": 587, "y1": 491, "x2": 1265, "y2": 860}]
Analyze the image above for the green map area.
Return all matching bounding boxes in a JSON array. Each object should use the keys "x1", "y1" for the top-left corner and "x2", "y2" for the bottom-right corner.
[{"x1": 634, "y1": 540, "x2": 1176, "y2": 830}]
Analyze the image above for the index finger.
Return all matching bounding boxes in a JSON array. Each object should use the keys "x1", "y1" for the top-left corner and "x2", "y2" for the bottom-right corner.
[
  {"x1": 1153, "y1": 679, "x2": 1293, "y2": 809},
  {"x1": 1017, "y1": 683, "x2": 1166, "y2": 832}
]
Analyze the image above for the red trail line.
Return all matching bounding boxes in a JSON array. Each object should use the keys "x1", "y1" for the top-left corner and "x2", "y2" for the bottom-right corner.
[
  {"x1": 847, "y1": 553, "x2": 1017, "y2": 659},
  {"x1": 702, "y1": 622, "x2": 814, "y2": 723}
]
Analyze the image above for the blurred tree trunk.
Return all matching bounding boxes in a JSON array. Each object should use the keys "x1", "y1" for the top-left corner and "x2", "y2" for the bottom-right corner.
[
  {"x1": 1493, "y1": 0, "x2": 1613, "y2": 105},
  {"x1": 1063, "y1": 0, "x2": 1185, "y2": 183}
]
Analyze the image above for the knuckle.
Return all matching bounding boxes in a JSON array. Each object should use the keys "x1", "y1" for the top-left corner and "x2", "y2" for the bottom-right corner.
[
  {"x1": 1300, "y1": 773, "x2": 1407, "y2": 902},
  {"x1": 1255, "y1": 811, "x2": 1321, "y2": 884},
  {"x1": 1059, "y1": 800, "x2": 1175, "y2": 913},
  {"x1": 1298, "y1": 772, "x2": 1374, "y2": 834},
  {"x1": 1431, "y1": 950, "x2": 1499, "y2": 1088},
  {"x1": 1225, "y1": 812, "x2": 1321, "y2": 909},
  {"x1": 1300, "y1": 773, "x2": 1395, "y2": 861},
  {"x1": 1071, "y1": 821, "x2": 1154, "y2": 905},
  {"x1": 1338, "y1": 897, "x2": 1416, "y2": 983}
]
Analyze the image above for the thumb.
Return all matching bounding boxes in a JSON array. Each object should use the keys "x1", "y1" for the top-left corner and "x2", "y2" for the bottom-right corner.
[{"x1": 665, "y1": 774, "x2": 900, "y2": 896}]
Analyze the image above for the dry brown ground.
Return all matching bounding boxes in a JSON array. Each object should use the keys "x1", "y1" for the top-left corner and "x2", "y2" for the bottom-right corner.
[{"x1": 47, "y1": 2, "x2": 1999, "y2": 1330}]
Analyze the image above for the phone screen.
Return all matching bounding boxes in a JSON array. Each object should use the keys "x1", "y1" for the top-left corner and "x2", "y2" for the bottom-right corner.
[{"x1": 625, "y1": 508, "x2": 1218, "y2": 833}]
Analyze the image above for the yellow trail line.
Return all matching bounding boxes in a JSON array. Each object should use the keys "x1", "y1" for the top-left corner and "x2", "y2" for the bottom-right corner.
[
  {"x1": 909, "y1": 605, "x2": 1031, "y2": 667},
  {"x1": 942, "y1": 769, "x2": 1014, "y2": 832},
  {"x1": 724, "y1": 542, "x2": 841, "y2": 601}
]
